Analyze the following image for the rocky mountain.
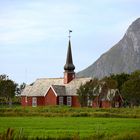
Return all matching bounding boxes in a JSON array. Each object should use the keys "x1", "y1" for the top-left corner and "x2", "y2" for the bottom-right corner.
[{"x1": 77, "y1": 18, "x2": 140, "y2": 79}]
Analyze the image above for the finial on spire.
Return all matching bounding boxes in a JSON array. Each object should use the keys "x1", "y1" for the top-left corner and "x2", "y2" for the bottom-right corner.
[{"x1": 68, "y1": 30, "x2": 72, "y2": 40}]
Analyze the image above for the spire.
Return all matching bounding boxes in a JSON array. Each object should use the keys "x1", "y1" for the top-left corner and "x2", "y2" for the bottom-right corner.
[
  {"x1": 63, "y1": 30, "x2": 75, "y2": 84},
  {"x1": 64, "y1": 39, "x2": 75, "y2": 72}
]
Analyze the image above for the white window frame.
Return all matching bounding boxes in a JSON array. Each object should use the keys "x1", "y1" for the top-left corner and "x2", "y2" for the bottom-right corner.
[
  {"x1": 67, "y1": 96, "x2": 72, "y2": 106},
  {"x1": 32, "y1": 97, "x2": 37, "y2": 107},
  {"x1": 59, "y1": 96, "x2": 64, "y2": 105}
]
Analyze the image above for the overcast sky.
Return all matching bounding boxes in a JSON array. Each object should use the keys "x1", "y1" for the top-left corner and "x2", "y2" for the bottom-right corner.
[{"x1": 0, "y1": 0, "x2": 140, "y2": 84}]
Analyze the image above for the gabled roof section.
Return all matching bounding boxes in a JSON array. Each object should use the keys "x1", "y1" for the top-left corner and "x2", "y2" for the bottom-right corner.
[
  {"x1": 21, "y1": 85, "x2": 32, "y2": 96},
  {"x1": 51, "y1": 85, "x2": 66, "y2": 96},
  {"x1": 21, "y1": 77, "x2": 91, "y2": 97},
  {"x1": 21, "y1": 78, "x2": 64, "y2": 97},
  {"x1": 99, "y1": 89, "x2": 123, "y2": 101},
  {"x1": 65, "y1": 77, "x2": 91, "y2": 96}
]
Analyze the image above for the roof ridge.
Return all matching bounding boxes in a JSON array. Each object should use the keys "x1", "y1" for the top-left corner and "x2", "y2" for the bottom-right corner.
[{"x1": 36, "y1": 78, "x2": 63, "y2": 80}]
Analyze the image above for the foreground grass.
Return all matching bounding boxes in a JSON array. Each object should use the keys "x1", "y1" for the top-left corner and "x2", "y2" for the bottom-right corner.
[
  {"x1": 0, "y1": 106, "x2": 140, "y2": 118},
  {"x1": 0, "y1": 117, "x2": 140, "y2": 139}
]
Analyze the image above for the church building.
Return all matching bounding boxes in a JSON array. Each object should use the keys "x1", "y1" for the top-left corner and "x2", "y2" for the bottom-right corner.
[
  {"x1": 21, "y1": 36, "x2": 91, "y2": 107},
  {"x1": 21, "y1": 33, "x2": 123, "y2": 108}
]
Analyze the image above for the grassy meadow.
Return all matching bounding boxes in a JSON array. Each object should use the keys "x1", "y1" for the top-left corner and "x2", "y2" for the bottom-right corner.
[
  {"x1": 0, "y1": 106, "x2": 140, "y2": 118},
  {"x1": 0, "y1": 117, "x2": 140, "y2": 139},
  {"x1": 0, "y1": 106, "x2": 140, "y2": 139}
]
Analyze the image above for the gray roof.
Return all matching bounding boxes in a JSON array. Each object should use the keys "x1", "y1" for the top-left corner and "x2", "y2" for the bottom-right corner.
[
  {"x1": 51, "y1": 85, "x2": 66, "y2": 96},
  {"x1": 21, "y1": 77, "x2": 91, "y2": 97}
]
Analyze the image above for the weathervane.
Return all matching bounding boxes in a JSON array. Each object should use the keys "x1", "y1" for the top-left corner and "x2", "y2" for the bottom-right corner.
[{"x1": 68, "y1": 30, "x2": 72, "y2": 40}]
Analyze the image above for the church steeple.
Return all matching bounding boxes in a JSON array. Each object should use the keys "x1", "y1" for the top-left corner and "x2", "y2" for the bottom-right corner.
[
  {"x1": 64, "y1": 30, "x2": 75, "y2": 84},
  {"x1": 64, "y1": 40, "x2": 75, "y2": 71}
]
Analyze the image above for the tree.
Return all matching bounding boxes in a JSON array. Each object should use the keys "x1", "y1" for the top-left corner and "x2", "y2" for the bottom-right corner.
[
  {"x1": 0, "y1": 74, "x2": 17, "y2": 106},
  {"x1": 0, "y1": 74, "x2": 9, "y2": 81},
  {"x1": 121, "y1": 79, "x2": 140, "y2": 106},
  {"x1": 76, "y1": 79, "x2": 99, "y2": 107},
  {"x1": 121, "y1": 70, "x2": 140, "y2": 106},
  {"x1": 77, "y1": 84, "x2": 88, "y2": 107},
  {"x1": 101, "y1": 77, "x2": 118, "y2": 89},
  {"x1": 16, "y1": 82, "x2": 26, "y2": 96},
  {"x1": 109, "y1": 73, "x2": 130, "y2": 91},
  {"x1": 129, "y1": 70, "x2": 140, "y2": 80}
]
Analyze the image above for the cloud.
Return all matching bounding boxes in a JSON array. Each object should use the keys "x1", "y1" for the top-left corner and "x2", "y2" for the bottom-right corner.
[{"x1": 0, "y1": 1, "x2": 85, "y2": 45}]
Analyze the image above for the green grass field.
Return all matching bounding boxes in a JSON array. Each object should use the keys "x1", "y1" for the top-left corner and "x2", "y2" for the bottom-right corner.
[
  {"x1": 0, "y1": 107, "x2": 140, "y2": 139},
  {"x1": 0, "y1": 117, "x2": 140, "y2": 139}
]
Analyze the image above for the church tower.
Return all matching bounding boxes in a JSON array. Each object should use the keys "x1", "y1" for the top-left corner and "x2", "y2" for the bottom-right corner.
[{"x1": 64, "y1": 31, "x2": 75, "y2": 84}]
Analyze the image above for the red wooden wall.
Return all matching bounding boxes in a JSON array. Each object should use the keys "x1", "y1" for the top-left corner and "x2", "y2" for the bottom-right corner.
[{"x1": 45, "y1": 88, "x2": 57, "y2": 105}]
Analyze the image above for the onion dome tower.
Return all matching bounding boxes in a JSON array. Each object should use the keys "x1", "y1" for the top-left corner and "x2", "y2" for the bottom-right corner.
[{"x1": 64, "y1": 30, "x2": 75, "y2": 84}]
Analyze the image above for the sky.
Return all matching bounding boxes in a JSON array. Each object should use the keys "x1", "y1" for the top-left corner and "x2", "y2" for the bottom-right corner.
[{"x1": 0, "y1": 0, "x2": 140, "y2": 84}]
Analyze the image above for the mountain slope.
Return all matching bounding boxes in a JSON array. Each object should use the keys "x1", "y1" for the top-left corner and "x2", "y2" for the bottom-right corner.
[{"x1": 77, "y1": 18, "x2": 140, "y2": 78}]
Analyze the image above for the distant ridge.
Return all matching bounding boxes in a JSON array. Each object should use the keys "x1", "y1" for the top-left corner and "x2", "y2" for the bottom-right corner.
[{"x1": 77, "y1": 18, "x2": 140, "y2": 78}]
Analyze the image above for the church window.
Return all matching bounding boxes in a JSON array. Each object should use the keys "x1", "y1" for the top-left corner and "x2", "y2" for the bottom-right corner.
[
  {"x1": 32, "y1": 97, "x2": 37, "y2": 107},
  {"x1": 59, "y1": 96, "x2": 64, "y2": 105},
  {"x1": 67, "y1": 96, "x2": 72, "y2": 106}
]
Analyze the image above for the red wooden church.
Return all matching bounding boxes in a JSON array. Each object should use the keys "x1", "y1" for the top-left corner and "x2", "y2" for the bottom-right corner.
[
  {"x1": 21, "y1": 38, "x2": 91, "y2": 107},
  {"x1": 21, "y1": 36, "x2": 123, "y2": 108}
]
